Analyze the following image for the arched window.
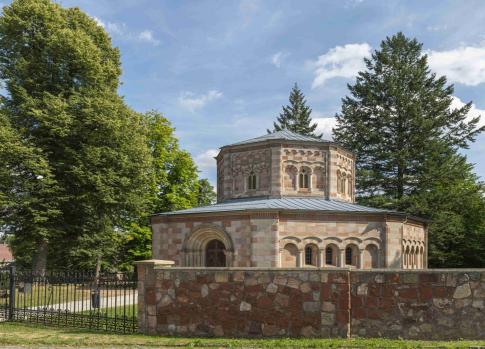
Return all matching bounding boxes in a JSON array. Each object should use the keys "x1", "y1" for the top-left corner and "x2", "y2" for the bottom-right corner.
[
  {"x1": 363, "y1": 244, "x2": 379, "y2": 269},
  {"x1": 305, "y1": 244, "x2": 318, "y2": 266},
  {"x1": 314, "y1": 167, "x2": 325, "y2": 192},
  {"x1": 247, "y1": 171, "x2": 257, "y2": 190},
  {"x1": 299, "y1": 168, "x2": 310, "y2": 189},
  {"x1": 325, "y1": 246, "x2": 335, "y2": 265},
  {"x1": 284, "y1": 165, "x2": 298, "y2": 191},
  {"x1": 345, "y1": 247, "x2": 353, "y2": 265},
  {"x1": 419, "y1": 246, "x2": 424, "y2": 269},
  {"x1": 411, "y1": 246, "x2": 416, "y2": 269},
  {"x1": 345, "y1": 244, "x2": 358, "y2": 266},
  {"x1": 341, "y1": 175, "x2": 346, "y2": 195},
  {"x1": 337, "y1": 171, "x2": 341, "y2": 193},
  {"x1": 404, "y1": 246, "x2": 410, "y2": 269},
  {"x1": 347, "y1": 175, "x2": 352, "y2": 196}
]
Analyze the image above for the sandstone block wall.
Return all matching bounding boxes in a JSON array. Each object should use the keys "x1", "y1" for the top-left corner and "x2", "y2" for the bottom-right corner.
[
  {"x1": 137, "y1": 265, "x2": 485, "y2": 339},
  {"x1": 152, "y1": 214, "x2": 425, "y2": 269},
  {"x1": 216, "y1": 141, "x2": 356, "y2": 203}
]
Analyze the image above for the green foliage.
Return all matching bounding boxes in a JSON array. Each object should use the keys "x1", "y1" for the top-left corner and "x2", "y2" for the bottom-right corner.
[
  {"x1": 144, "y1": 110, "x2": 199, "y2": 213},
  {"x1": 269, "y1": 83, "x2": 322, "y2": 138},
  {"x1": 0, "y1": 109, "x2": 61, "y2": 269},
  {"x1": 334, "y1": 32, "x2": 485, "y2": 267},
  {"x1": 117, "y1": 111, "x2": 215, "y2": 270},
  {"x1": 0, "y1": 0, "x2": 153, "y2": 272},
  {"x1": 116, "y1": 223, "x2": 152, "y2": 271},
  {"x1": 197, "y1": 178, "x2": 216, "y2": 206}
]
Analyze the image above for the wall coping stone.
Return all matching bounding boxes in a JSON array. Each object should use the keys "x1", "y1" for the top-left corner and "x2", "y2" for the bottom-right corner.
[
  {"x1": 134, "y1": 259, "x2": 175, "y2": 268},
  {"x1": 154, "y1": 267, "x2": 485, "y2": 273}
]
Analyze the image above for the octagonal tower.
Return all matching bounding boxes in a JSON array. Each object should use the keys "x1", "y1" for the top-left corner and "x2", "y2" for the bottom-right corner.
[{"x1": 216, "y1": 130, "x2": 355, "y2": 203}]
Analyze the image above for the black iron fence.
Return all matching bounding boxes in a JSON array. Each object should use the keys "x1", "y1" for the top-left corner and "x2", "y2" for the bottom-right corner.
[{"x1": 0, "y1": 265, "x2": 137, "y2": 333}]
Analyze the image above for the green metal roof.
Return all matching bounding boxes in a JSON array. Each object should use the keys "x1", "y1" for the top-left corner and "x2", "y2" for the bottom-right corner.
[
  {"x1": 155, "y1": 197, "x2": 397, "y2": 216},
  {"x1": 224, "y1": 130, "x2": 332, "y2": 147}
]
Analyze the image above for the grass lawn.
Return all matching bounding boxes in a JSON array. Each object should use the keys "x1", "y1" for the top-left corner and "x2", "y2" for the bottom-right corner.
[
  {"x1": 11, "y1": 285, "x2": 90, "y2": 308},
  {"x1": 0, "y1": 323, "x2": 484, "y2": 348}
]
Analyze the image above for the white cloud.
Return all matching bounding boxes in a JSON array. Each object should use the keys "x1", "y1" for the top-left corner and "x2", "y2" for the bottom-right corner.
[
  {"x1": 428, "y1": 46, "x2": 485, "y2": 86},
  {"x1": 93, "y1": 16, "x2": 105, "y2": 27},
  {"x1": 311, "y1": 43, "x2": 372, "y2": 88},
  {"x1": 313, "y1": 115, "x2": 337, "y2": 140},
  {"x1": 310, "y1": 97, "x2": 484, "y2": 142},
  {"x1": 91, "y1": 16, "x2": 158, "y2": 46},
  {"x1": 310, "y1": 41, "x2": 485, "y2": 88},
  {"x1": 178, "y1": 90, "x2": 223, "y2": 112},
  {"x1": 271, "y1": 52, "x2": 289, "y2": 68},
  {"x1": 426, "y1": 25, "x2": 447, "y2": 32},
  {"x1": 195, "y1": 149, "x2": 219, "y2": 170},
  {"x1": 138, "y1": 30, "x2": 160, "y2": 46},
  {"x1": 450, "y1": 96, "x2": 485, "y2": 128},
  {"x1": 92, "y1": 16, "x2": 125, "y2": 36}
]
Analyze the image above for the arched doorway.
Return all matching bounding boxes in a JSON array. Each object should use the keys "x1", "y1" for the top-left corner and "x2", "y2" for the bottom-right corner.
[
  {"x1": 182, "y1": 225, "x2": 234, "y2": 267},
  {"x1": 205, "y1": 239, "x2": 226, "y2": 267}
]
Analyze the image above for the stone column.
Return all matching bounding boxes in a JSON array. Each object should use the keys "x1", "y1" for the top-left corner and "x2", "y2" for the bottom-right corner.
[
  {"x1": 319, "y1": 249, "x2": 325, "y2": 267},
  {"x1": 339, "y1": 249, "x2": 346, "y2": 267},
  {"x1": 298, "y1": 249, "x2": 304, "y2": 267},
  {"x1": 359, "y1": 249, "x2": 365, "y2": 269},
  {"x1": 224, "y1": 251, "x2": 233, "y2": 267}
]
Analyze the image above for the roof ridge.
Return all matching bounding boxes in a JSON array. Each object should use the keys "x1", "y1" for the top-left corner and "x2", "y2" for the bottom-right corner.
[
  {"x1": 152, "y1": 196, "x2": 410, "y2": 218},
  {"x1": 224, "y1": 129, "x2": 332, "y2": 147}
]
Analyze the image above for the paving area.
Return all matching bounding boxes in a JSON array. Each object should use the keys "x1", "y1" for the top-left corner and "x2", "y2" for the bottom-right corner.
[{"x1": 28, "y1": 291, "x2": 138, "y2": 312}]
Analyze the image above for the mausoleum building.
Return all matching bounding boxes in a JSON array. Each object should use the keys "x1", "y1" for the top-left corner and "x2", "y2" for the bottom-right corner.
[{"x1": 151, "y1": 130, "x2": 427, "y2": 269}]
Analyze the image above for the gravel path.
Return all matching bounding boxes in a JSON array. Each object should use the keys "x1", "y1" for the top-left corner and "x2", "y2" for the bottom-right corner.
[{"x1": 29, "y1": 291, "x2": 138, "y2": 312}]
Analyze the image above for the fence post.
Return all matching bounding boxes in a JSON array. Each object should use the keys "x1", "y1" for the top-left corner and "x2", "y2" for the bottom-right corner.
[{"x1": 8, "y1": 265, "x2": 15, "y2": 321}]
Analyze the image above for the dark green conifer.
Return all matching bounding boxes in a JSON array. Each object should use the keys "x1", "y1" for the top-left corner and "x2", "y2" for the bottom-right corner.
[
  {"x1": 334, "y1": 32, "x2": 485, "y2": 267},
  {"x1": 269, "y1": 83, "x2": 322, "y2": 138}
]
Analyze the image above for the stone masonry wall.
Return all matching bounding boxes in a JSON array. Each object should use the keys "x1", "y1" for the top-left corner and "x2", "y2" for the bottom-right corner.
[{"x1": 137, "y1": 264, "x2": 485, "y2": 339}]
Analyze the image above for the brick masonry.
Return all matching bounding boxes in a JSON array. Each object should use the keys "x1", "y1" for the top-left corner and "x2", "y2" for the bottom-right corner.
[{"x1": 136, "y1": 263, "x2": 485, "y2": 339}]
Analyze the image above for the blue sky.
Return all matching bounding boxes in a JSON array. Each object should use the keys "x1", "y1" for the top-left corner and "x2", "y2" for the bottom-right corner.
[{"x1": 52, "y1": 0, "x2": 485, "y2": 185}]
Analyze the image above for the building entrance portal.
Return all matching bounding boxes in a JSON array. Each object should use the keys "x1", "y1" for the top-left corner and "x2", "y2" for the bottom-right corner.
[{"x1": 205, "y1": 239, "x2": 226, "y2": 267}]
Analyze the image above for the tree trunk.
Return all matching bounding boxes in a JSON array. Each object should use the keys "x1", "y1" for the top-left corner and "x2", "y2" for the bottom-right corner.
[
  {"x1": 32, "y1": 239, "x2": 48, "y2": 276},
  {"x1": 95, "y1": 254, "x2": 102, "y2": 283}
]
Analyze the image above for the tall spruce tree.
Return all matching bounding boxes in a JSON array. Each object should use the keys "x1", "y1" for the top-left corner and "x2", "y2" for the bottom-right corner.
[
  {"x1": 269, "y1": 83, "x2": 322, "y2": 138},
  {"x1": 333, "y1": 32, "x2": 485, "y2": 267},
  {"x1": 0, "y1": 0, "x2": 153, "y2": 272}
]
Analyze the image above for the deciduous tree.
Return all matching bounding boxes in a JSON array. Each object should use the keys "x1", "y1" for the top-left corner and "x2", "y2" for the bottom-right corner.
[{"x1": 0, "y1": 0, "x2": 153, "y2": 272}]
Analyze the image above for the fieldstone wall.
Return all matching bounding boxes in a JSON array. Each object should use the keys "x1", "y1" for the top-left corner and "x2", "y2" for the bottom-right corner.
[
  {"x1": 136, "y1": 262, "x2": 485, "y2": 339},
  {"x1": 350, "y1": 269, "x2": 485, "y2": 339}
]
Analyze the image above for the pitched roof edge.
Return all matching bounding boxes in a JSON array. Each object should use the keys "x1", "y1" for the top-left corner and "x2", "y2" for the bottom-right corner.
[{"x1": 152, "y1": 206, "x2": 429, "y2": 223}]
